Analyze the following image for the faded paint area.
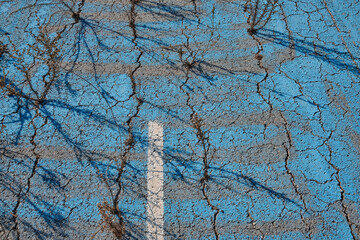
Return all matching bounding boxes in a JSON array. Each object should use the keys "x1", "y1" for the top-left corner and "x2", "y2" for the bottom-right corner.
[{"x1": 0, "y1": 0, "x2": 360, "y2": 239}]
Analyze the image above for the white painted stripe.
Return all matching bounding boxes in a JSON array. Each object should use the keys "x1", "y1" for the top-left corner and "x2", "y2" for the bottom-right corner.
[{"x1": 147, "y1": 121, "x2": 164, "y2": 240}]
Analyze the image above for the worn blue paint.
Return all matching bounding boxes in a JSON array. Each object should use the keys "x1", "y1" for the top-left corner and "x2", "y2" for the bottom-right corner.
[{"x1": 1, "y1": 0, "x2": 360, "y2": 239}]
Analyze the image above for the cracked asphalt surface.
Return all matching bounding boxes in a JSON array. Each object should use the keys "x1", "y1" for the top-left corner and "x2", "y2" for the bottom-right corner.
[{"x1": 1, "y1": 0, "x2": 360, "y2": 239}]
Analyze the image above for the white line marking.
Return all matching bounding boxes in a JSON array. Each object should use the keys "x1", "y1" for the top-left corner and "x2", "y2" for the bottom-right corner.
[{"x1": 147, "y1": 121, "x2": 164, "y2": 240}]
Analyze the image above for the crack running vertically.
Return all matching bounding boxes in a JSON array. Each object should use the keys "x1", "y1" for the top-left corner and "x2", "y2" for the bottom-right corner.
[
  {"x1": 321, "y1": 105, "x2": 357, "y2": 239},
  {"x1": 191, "y1": 0, "x2": 201, "y2": 25},
  {"x1": 191, "y1": 113, "x2": 220, "y2": 240},
  {"x1": 325, "y1": 139, "x2": 358, "y2": 240},
  {"x1": 9, "y1": 108, "x2": 47, "y2": 240},
  {"x1": 247, "y1": 21, "x2": 313, "y2": 237},
  {"x1": 99, "y1": 1, "x2": 144, "y2": 239},
  {"x1": 279, "y1": 112, "x2": 313, "y2": 239},
  {"x1": 178, "y1": 27, "x2": 220, "y2": 238}
]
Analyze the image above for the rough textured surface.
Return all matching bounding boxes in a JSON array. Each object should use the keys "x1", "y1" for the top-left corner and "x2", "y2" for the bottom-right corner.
[{"x1": 0, "y1": 0, "x2": 360, "y2": 239}]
